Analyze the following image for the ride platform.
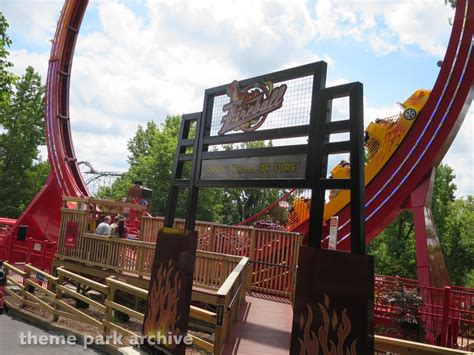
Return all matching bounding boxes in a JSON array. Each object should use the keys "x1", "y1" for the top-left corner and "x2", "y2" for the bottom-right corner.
[{"x1": 223, "y1": 293, "x2": 292, "y2": 354}]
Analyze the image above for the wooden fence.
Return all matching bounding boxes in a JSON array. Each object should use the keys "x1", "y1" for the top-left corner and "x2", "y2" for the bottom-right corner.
[
  {"x1": 57, "y1": 198, "x2": 302, "y2": 298},
  {"x1": 58, "y1": 232, "x2": 156, "y2": 276},
  {"x1": 374, "y1": 335, "x2": 471, "y2": 354},
  {"x1": 3, "y1": 263, "x2": 57, "y2": 314},
  {"x1": 57, "y1": 233, "x2": 242, "y2": 293},
  {"x1": 3, "y1": 260, "x2": 249, "y2": 354},
  {"x1": 139, "y1": 216, "x2": 302, "y2": 298},
  {"x1": 6, "y1": 265, "x2": 471, "y2": 353}
]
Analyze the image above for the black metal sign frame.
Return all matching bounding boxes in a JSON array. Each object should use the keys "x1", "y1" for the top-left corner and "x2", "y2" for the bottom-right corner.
[
  {"x1": 165, "y1": 61, "x2": 365, "y2": 255},
  {"x1": 163, "y1": 60, "x2": 372, "y2": 355},
  {"x1": 195, "y1": 62, "x2": 326, "y2": 188}
]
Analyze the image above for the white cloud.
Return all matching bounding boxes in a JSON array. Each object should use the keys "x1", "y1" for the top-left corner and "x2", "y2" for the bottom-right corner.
[
  {"x1": 9, "y1": 49, "x2": 49, "y2": 78},
  {"x1": 325, "y1": 93, "x2": 473, "y2": 198},
  {"x1": 1, "y1": 0, "x2": 63, "y2": 43},
  {"x1": 368, "y1": 31, "x2": 399, "y2": 56},
  {"x1": 73, "y1": 131, "x2": 129, "y2": 172},
  {"x1": 4, "y1": 0, "x2": 321, "y2": 173},
  {"x1": 3, "y1": 0, "x2": 472, "y2": 198},
  {"x1": 313, "y1": 0, "x2": 454, "y2": 57},
  {"x1": 443, "y1": 106, "x2": 474, "y2": 198}
]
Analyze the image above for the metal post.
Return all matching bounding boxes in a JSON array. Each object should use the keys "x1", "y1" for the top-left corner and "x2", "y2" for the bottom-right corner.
[
  {"x1": 440, "y1": 286, "x2": 451, "y2": 347},
  {"x1": 308, "y1": 88, "x2": 330, "y2": 248},
  {"x1": 349, "y1": 82, "x2": 365, "y2": 254}
]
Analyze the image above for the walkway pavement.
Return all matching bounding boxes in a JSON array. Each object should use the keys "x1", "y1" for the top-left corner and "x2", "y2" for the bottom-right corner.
[
  {"x1": 0, "y1": 313, "x2": 104, "y2": 355},
  {"x1": 223, "y1": 293, "x2": 293, "y2": 355}
]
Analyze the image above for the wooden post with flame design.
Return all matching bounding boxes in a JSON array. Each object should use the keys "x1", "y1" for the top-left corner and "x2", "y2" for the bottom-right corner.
[
  {"x1": 290, "y1": 82, "x2": 374, "y2": 353},
  {"x1": 142, "y1": 227, "x2": 197, "y2": 355}
]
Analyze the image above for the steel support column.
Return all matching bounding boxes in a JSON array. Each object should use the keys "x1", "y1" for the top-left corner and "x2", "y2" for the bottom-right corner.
[{"x1": 410, "y1": 168, "x2": 450, "y2": 288}]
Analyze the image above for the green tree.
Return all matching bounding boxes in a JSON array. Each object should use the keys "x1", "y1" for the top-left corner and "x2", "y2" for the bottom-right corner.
[
  {"x1": 0, "y1": 13, "x2": 15, "y2": 112},
  {"x1": 432, "y1": 164, "x2": 457, "y2": 243},
  {"x1": 27, "y1": 160, "x2": 50, "y2": 196},
  {"x1": 442, "y1": 196, "x2": 474, "y2": 285},
  {"x1": 368, "y1": 211, "x2": 417, "y2": 279},
  {"x1": 429, "y1": 164, "x2": 474, "y2": 285},
  {"x1": 466, "y1": 270, "x2": 474, "y2": 288},
  {"x1": 99, "y1": 115, "x2": 222, "y2": 221},
  {"x1": 369, "y1": 164, "x2": 474, "y2": 286},
  {"x1": 219, "y1": 188, "x2": 282, "y2": 225},
  {"x1": 127, "y1": 121, "x2": 159, "y2": 166},
  {"x1": 98, "y1": 116, "x2": 181, "y2": 213},
  {"x1": 445, "y1": 0, "x2": 456, "y2": 9},
  {"x1": 0, "y1": 13, "x2": 49, "y2": 218},
  {"x1": 0, "y1": 66, "x2": 47, "y2": 217}
]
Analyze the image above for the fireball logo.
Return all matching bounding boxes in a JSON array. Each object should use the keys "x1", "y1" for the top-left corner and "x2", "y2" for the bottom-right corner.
[{"x1": 218, "y1": 80, "x2": 287, "y2": 135}]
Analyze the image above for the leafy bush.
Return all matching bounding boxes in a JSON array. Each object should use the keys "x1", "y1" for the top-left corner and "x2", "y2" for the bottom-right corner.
[{"x1": 379, "y1": 282, "x2": 425, "y2": 342}]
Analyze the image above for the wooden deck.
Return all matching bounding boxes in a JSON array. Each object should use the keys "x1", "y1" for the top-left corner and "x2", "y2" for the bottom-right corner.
[{"x1": 224, "y1": 293, "x2": 293, "y2": 354}]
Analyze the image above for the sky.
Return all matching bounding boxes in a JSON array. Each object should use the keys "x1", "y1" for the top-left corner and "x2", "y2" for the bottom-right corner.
[{"x1": 1, "y1": 0, "x2": 473, "y2": 197}]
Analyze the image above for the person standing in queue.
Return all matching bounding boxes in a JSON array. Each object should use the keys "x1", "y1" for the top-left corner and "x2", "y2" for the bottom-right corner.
[
  {"x1": 117, "y1": 218, "x2": 128, "y2": 239},
  {"x1": 95, "y1": 215, "x2": 112, "y2": 235},
  {"x1": 109, "y1": 216, "x2": 120, "y2": 236}
]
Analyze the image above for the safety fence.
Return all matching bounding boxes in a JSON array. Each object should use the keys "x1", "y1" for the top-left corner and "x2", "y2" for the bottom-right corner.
[
  {"x1": 374, "y1": 335, "x2": 471, "y2": 354},
  {"x1": 140, "y1": 216, "x2": 302, "y2": 298},
  {"x1": 0, "y1": 228, "x2": 11, "y2": 261},
  {"x1": 25, "y1": 238, "x2": 56, "y2": 272},
  {"x1": 51, "y1": 198, "x2": 474, "y2": 351},
  {"x1": 57, "y1": 201, "x2": 302, "y2": 299},
  {"x1": 3, "y1": 258, "x2": 249, "y2": 354},
  {"x1": 374, "y1": 275, "x2": 474, "y2": 352},
  {"x1": 57, "y1": 231, "x2": 243, "y2": 294},
  {"x1": 6, "y1": 237, "x2": 56, "y2": 273}
]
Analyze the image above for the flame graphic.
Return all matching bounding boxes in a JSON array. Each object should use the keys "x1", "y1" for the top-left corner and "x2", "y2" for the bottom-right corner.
[
  {"x1": 144, "y1": 259, "x2": 182, "y2": 348},
  {"x1": 298, "y1": 293, "x2": 357, "y2": 355}
]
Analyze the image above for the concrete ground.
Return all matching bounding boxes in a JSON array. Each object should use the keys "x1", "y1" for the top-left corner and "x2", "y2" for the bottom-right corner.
[{"x1": 0, "y1": 313, "x2": 104, "y2": 355}]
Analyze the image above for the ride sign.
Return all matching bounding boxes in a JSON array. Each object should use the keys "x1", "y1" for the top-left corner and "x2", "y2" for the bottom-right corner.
[
  {"x1": 218, "y1": 80, "x2": 287, "y2": 135},
  {"x1": 189, "y1": 62, "x2": 330, "y2": 186},
  {"x1": 64, "y1": 221, "x2": 79, "y2": 249},
  {"x1": 201, "y1": 154, "x2": 306, "y2": 180},
  {"x1": 167, "y1": 61, "x2": 372, "y2": 353}
]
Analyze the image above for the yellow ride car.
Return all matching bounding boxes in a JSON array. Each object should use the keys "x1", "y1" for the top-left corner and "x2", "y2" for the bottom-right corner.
[{"x1": 287, "y1": 89, "x2": 431, "y2": 229}]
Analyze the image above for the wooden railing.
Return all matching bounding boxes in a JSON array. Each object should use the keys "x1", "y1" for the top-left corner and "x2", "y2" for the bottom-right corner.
[
  {"x1": 3, "y1": 262, "x2": 58, "y2": 312},
  {"x1": 60, "y1": 233, "x2": 156, "y2": 276},
  {"x1": 104, "y1": 277, "x2": 216, "y2": 353},
  {"x1": 139, "y1": 216, "x2": 302, "y2": 298},
  {"x1": 215, "y1": 256, "x2": 249, "y2": 350},
  {"x1": 140, "y1": 216, "x2": 162, "y2": 243},
  {"x1": 3, "y1": 261, "x2": 249, "y2": 354},
  {"x1": 193, "y1": 251, "x2": 242, "y2": 291},
  {"x1": 104, "y1": 277, "x2": 148, "y2": 338},
  {"x1": 56, "y1": 233, "x2": 241, "y2": 292},
  {"x1": 55, "y1": 266, "x2": 108, "y2": 327},
  {"x1": 374, "y1": 335, "x2": 471, "y2": 354},
  {"x1": 58, "y1": 197, "x2": 302, "y2": 298}
]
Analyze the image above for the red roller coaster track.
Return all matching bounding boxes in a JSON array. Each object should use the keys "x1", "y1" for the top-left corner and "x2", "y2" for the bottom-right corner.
[
  {"x1": 0, "y1": 0, "x2": 472, "y2": 290},
  {"x1": 289, "y1": 0, "x2": 473, "y2": 288},
  {"x1": 1, "y1": 0, "x2": 90, "y2": 264}
]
